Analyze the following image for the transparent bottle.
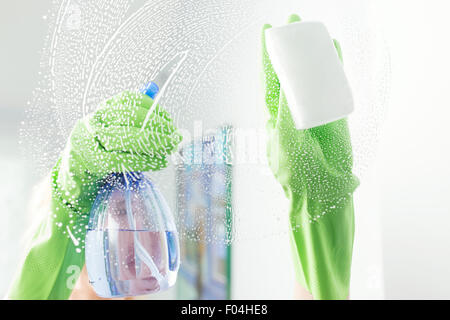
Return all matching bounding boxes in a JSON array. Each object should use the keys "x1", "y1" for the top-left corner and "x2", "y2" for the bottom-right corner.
[{"x1": 85, "y1": 172, "x2": 180, "y2": 298}]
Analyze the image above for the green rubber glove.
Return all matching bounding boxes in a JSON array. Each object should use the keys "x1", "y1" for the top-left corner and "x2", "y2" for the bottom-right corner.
[
  {"x1": 9, "y1": 91, "x2": 182, "y2": 299},
  {"x1": 262, "y1": 14, "x2": 359, "y2": 300}
]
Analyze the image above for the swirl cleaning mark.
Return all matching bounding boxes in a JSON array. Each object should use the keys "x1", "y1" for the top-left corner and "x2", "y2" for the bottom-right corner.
[{"x1": 66, "y1": 225, "x2": 79, "y2": 247}]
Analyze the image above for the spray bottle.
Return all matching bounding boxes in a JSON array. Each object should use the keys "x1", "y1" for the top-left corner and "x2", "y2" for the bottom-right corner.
[{"x1": 85, "y1": 54, "x2": 186, "y2": 298}]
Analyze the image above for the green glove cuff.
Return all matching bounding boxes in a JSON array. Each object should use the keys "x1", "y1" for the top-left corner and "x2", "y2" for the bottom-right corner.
[
  {"x1": 289, "y1": 192, "x2": 355, "y2": 300},
  {"x1": 8, "y1": 161, "x2": 88, "y2": 299}
]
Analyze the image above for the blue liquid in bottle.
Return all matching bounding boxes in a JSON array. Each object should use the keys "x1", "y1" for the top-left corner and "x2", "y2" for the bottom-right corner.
[{"x1": 85, "y1": 173, "x2": 180, "y2": 298}]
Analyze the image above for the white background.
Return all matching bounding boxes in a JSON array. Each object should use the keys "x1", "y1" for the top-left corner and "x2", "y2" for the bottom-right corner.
[
  {"x1": 1, "y1": 0, "x2": 450, "y2": 299},
  {"x1": 373, "y1": 0, "x2": 450, "y2": 299}
]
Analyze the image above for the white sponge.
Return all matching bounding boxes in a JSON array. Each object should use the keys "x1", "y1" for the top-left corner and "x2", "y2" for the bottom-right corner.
[{"x1": 265, "y1": 21, "x2": 354, "y2": 129}]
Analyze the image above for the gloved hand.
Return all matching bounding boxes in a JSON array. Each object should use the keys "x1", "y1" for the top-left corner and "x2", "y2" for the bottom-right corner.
[
  {"x1": 8, "y1": 91, "x2": 182, "y2": 299},
  {"x1": 262, "y1": 14, "x2": 359, "y2": 299}
]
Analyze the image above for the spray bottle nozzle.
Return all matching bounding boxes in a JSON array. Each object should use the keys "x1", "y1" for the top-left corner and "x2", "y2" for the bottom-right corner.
[{"x1": 141, "y1": 81, "x2": 160, "y2": 99}]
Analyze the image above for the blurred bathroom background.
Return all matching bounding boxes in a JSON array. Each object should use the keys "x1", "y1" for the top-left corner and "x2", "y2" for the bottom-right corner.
[{"x1": 1, "y1": 0, "x2": 450, "y2": 300}]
